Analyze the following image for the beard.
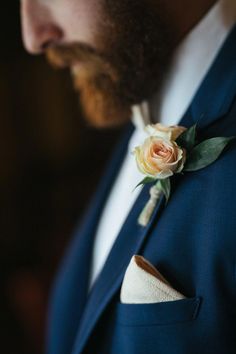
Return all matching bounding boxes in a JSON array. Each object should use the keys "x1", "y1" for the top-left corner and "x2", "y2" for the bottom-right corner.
[{"x1": 46, "y1": 0, "x2": 176, "y2": 128}]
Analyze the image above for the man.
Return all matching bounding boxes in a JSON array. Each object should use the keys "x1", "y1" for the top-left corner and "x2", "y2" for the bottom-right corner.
[{"x1": 20, "y1": 0, "x2": 236, "y2": 353}]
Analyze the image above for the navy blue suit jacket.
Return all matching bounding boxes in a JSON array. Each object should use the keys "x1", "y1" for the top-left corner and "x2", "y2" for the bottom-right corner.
[{"x1": 47, "y1": 26, "x2": 236, "y2": 354}]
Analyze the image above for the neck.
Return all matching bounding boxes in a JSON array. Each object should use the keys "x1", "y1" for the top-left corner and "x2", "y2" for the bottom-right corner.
[{"x1": 161, "y1": 0, "x2": 218, "y2": 43}]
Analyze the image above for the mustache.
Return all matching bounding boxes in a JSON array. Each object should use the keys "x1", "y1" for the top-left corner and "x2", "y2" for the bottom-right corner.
[
  {"x1": 45, "y1": 42, "x2": 118, "y2": 82},
  {"x1": 46, "y1": 42, "x2": 107, "y2": 68}
]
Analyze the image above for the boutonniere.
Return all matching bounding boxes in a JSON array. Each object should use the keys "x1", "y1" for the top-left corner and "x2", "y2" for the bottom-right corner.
[{"x1": 133, "y1": 123, "x2": 235, "y2": 227}]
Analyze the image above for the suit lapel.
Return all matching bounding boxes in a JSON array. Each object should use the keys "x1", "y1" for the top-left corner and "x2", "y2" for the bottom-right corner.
[
  {"x1": 47, "y1": 123, "x2": 135, "y2": 354},
  {"x1": 72, "y1": 25, "x2": 236, "y2": 354}
]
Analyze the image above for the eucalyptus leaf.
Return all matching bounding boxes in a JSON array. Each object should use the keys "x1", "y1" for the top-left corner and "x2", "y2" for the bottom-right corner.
[
  {"x1": 159, "y1": 178, "x2": 171, "y2": 204},
  {"x1": 134, "y1": 176, "x2": 157, "y2": 190},
  {"x1": 176, "y1": 124, "x2": 197, "y2": 150},
  {"x1": 184, "y1": 136, "x2": 235, "y2": 172}
]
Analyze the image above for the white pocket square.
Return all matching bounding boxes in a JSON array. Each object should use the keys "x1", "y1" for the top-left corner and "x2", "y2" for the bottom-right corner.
[{"x1": 120, "y1": 255, "x2": 186, "y2": 304}]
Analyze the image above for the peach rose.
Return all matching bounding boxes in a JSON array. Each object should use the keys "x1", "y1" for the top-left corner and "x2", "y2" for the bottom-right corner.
[
  {"x1": 145, "y1": 123, "x2": 186, "y2": 141},
  {"x1": 134, "y1": 136, "x2": 186, "y2": 179}
]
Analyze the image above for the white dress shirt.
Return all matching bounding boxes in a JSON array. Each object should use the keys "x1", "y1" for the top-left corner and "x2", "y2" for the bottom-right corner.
[{"x1": 89, "y1": 0, "x2": 236, "y2": 289}]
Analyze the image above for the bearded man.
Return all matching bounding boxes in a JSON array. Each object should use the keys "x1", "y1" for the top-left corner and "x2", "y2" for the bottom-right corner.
[{"x1": 20, "y1": 0, "x2": 236, "y2": 353}]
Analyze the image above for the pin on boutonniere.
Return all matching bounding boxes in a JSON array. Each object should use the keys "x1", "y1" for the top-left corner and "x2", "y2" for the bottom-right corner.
[{"x1": 133, "y1": 123, "x2": 235, "y2": 227}]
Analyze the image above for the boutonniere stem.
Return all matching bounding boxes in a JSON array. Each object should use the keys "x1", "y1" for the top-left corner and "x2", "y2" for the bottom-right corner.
[
  {"x1": 138, "y1": 184, "x2": 162, "y2": 226},
  {"x1": 133, "y1": 123, "x2": 235, "y2": 227}
]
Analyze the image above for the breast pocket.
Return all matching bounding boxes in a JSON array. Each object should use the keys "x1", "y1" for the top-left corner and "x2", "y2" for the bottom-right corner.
[{"x1": 111, "y1": 297, "x2": 202, "y2": 354}]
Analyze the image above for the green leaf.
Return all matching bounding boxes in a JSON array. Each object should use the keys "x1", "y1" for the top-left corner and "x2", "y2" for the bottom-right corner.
[
  {"x1": 159, "y1": 178, "x2": 171, "y2": 204},
  {"x1": 134, "y1": 177, "x2": 157, "y2": 190},
  {"x1": 184, "y1": 136, "x2": 235, "y2": 172},
  {"x1": 176, "y1": 124, "x2": 197, "y2": 151}
]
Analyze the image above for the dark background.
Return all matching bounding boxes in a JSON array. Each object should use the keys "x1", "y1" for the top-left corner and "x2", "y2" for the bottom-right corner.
[{"x1": 0, "y1": 4, "x2": 122, "y2": 354}]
